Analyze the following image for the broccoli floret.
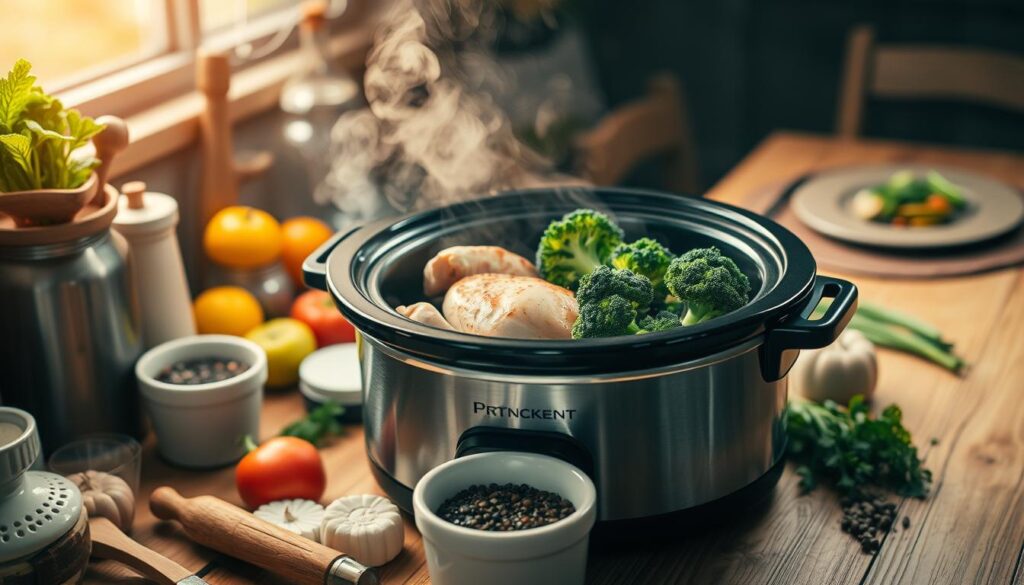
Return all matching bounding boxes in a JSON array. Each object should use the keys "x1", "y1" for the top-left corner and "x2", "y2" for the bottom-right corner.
[
  {"x1": 637, "y1": 311, "x2": 683, "y2": 334},
  {"x1": 665, "y1": 246, "x2": 751, "y2": 326},
  {"x1": 537, "y1": 209, "x2": 624, "y2": 290},
  {"x1": 571, "y1": 266, "x2": 654, "y2": 339},
  {"x1": 610, "y1": 237, "x2": 675, "y2": 300}
]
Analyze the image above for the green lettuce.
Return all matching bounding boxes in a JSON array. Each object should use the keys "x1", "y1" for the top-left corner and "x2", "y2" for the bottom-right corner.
[{"x1": 0, "y1": 59, "x2": 105, "y2": 192}]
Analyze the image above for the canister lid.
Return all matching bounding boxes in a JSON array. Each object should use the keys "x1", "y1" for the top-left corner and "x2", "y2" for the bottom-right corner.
[
  {"x1": 0, "y1": 408, "x2": 84, "y2": 563},
  {"x1": 112, "y1": 181, "x2": 179, "y2": 236},
  {"x1": 299, "y1": 344, "x2": 362, "y2": 405}
]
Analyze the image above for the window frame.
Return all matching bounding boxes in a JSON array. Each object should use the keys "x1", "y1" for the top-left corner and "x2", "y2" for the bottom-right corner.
[{"x1": 59, "y1": 0, "x2": 367, "y2": 119}]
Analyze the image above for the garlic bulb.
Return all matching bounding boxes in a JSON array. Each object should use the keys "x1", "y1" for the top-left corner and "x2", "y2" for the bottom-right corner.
[
  {"x1": 792, "y1": 328, "x2": 878, "y2": 404},
  {"x1": 68, "y1": 470, "x2": 135, "y2": 532},
  {"x1": 321, "y1": 495, "x2": 404, "y2": 566},
  {"x1": 254, "y1": 499, "x2": 325, "y2": 542}
]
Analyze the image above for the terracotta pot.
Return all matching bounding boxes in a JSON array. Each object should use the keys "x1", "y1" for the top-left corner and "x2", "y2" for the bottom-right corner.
[{"x1": 0, "y1": 173, "x2": 98, "y2": 227}]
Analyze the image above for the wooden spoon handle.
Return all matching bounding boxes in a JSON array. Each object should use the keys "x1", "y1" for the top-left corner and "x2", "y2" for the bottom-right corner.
[
  {"x1": 151, "y1": 487, "x2": 340, "y2": 585},
  {"x1": 89, "y1": 516, "x2": 195, "y2": 585}
]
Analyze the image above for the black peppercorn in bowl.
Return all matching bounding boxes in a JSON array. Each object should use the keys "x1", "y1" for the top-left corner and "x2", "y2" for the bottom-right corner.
[{"x1": 304, "y1": 187, "x2": 857, "y2": 523}]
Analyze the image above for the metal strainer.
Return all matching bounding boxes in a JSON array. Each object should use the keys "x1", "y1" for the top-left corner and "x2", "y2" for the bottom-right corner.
[{"x1": 0, "y1": 407, "x2": 84, "y2": 564}]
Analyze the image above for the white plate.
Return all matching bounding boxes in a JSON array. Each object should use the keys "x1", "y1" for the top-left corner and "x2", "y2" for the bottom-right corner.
[{"x1": 790, "y1": 165, "x2": 1024, "y2": 249}]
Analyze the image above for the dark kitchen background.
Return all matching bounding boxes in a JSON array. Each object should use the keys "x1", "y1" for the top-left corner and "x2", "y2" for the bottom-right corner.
[
  {"x1": 126, "y1": 0, "x2": 1024, "y2": 284},
  {"x1": 577, "y1": 0, "x2": 1024, "y2": 186}
]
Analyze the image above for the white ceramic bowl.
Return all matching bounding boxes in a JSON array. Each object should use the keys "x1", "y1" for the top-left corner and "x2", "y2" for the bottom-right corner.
[
  {"x1": 136, "y1": 335, "x2": 267, "y2": 468},
  {"x1": 413, "y1": 452, "x2": 597, "y2": 585}
]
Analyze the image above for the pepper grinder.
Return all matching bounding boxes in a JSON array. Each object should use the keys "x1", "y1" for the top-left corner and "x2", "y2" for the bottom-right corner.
[{"x1": 112, "y1": 181, "x2": 196, "y2": 348}]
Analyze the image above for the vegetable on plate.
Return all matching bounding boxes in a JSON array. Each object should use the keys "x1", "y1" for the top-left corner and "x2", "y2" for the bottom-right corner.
[
  {"x1": 235, "y1": 436, "x2": 327, "y2": 509},
  {"x1": 850, "y1": 169, "x2": 967, "y2": 227}
]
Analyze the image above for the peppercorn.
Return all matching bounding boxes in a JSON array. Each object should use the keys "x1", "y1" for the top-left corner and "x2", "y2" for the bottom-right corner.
[
  {"x1": 840, "y1": 491, "x2": 898, "y2": 554},
  {"x1": 437, "y1": 483, "x2": 575, "y2": 531},
  {"x1": 157, "y1": 357, "x2": 250, "y2": 385}
]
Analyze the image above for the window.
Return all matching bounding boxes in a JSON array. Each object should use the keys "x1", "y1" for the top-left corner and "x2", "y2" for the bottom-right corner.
[
  {"x1": 200, "y1": 0, "x2": 299, "y2": 34},
  {"x1": 0, "y1": 0, "x2": 170, "y2": 89}
]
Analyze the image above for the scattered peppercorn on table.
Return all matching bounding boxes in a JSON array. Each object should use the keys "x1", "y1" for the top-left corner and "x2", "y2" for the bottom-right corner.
[{"x1": 82, "y1": 133, "x2": 1024, "y2": 585}]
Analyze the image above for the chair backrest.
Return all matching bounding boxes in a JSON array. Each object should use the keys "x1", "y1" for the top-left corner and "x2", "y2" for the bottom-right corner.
[
  {"x1": 836, "y1": 24, "x2": 1024, "y2": 138},
  {"x1": 574, "y1": 73, "x2": 699, "y2": 194}
]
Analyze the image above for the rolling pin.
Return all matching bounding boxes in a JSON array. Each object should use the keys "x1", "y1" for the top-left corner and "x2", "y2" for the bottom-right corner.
[{"x1": 150, "y1": 487, "x2": 378, "y2": 585}]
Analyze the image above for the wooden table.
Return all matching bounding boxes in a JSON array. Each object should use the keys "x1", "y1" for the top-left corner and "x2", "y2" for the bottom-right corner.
[{"x1": 83, "y1": 132, "x2": 1024, "y2": 585}]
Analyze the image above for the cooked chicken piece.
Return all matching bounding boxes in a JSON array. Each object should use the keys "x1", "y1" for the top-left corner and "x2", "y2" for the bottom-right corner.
[
  {"x1": 397, "y1": 302, "x2": 456, "y2": 331},
  {"x1": 443, "y1": 274, "x2": 578, "y2": 339},
  {"x1": 423, "y1": 246, "x2": 537, "y2": 297}
]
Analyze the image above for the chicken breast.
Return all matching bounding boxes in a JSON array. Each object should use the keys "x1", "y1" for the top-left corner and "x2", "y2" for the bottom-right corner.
[
  {"x1": 443, "y1": 274, "x2": 578, "y2": 339},
  {"x1": 423, "y1": 246, "x2": 537, "y2": 297},
  {"x1": 396, "y1": 302, "x2": 456, "y2": 331}
]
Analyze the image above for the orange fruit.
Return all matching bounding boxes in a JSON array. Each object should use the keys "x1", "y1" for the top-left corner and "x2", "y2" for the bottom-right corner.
[
  {"x1": 204, "y1": 206, "x2": 283, "y2": 269},
  {"x1": 193, "y1": 286, "x2": 265, "y2": 336},
  {"x1": 280, "y1": 216, "x2": 333, "y2": 287}
]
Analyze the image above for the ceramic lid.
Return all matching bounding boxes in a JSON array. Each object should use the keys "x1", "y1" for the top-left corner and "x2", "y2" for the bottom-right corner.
[
  {"x1": 112, "y1": 181, "x2": 179, "y2": 236},
  {"x1": 299, "y1": 344, "x2": 362, "y2": 405}
]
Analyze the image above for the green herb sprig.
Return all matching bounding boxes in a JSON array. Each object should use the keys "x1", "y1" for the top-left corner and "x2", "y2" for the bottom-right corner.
[
  {"x1": 280, "y1": 402, "x2": 345, "y2": 446},
  {"x1": 787, "y1": 396, "x2": 932, "y2": 499},
  {"x1": 0, "y1": 59, "x2": 105, "y2": 192}
]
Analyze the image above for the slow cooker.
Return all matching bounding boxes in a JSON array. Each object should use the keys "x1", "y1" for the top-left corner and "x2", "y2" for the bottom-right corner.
[{"x1": 304, "y1": 188, "x2": 856, "y2": 523}]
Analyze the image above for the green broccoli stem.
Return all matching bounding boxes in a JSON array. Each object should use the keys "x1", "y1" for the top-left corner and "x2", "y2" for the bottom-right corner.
[
  {"x1": 848, "y1": 314, "x2": 964, "y2": 373},
  {"x1": 856, "y1": 302, "x2": 953, "y2": 351},
  {"x1": 681, "y1": 304, "x2": 719, "y2": 326}
]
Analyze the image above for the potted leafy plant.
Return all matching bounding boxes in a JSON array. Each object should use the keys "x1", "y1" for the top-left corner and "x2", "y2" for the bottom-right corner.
[{"x1": 0, "y1": 59, "x2": 124, "y2": 226}]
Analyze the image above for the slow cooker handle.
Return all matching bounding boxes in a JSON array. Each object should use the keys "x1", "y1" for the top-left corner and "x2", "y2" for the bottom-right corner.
[
  {"x1": 760, "y1": 275, "x2": 858, "y2": 382},
  {"x1": 302, "y1": 227, "x2": 361, "y2": 291}
]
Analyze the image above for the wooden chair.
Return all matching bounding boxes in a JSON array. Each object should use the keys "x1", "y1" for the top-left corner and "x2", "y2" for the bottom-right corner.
[
  {"x1": 836, "y1": 24, "x2": 1024, "y2": 138},
  {"x1": 574, "y1": 73, "x2": 699, "y2": 194}
]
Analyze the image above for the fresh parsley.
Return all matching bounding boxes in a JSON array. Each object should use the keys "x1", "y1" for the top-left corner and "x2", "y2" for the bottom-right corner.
[
  {"x1": 786, "y1": 395, "x2": 931, "y2": 499},
  {"x1": 0, "y1": 59, "x2": 105, "y2": 192},
  {"x1": 280, "y1": 402, "x2": 345, "y2": 446}
]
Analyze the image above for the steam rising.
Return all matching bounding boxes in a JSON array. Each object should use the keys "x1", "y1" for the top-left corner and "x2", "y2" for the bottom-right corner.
[{"x1": 316, "y1": 0, "x2": 554, "y2": 220}]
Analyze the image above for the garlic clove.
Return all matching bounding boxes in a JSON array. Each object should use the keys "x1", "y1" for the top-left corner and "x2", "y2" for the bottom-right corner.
[
  {"x1": 69, "y1": 470, "x2": 136, "y2": 533},
  {"x1": 321, "y1": 494, "x2": 404, "y2": 567},
  {"x1": 254, "y1": 499, "x2": 325, "y2": 542}
]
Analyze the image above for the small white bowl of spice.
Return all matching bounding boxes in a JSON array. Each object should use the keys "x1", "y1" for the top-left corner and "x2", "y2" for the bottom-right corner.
[
  {"x1": 413, "y1": 451, "x2": 597, "y2": 585},
  {"x1": 136, "y1": 334, "x2": 267, "y2": 468}
]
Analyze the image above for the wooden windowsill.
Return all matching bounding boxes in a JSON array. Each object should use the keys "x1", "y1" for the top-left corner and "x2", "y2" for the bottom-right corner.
[{"x1": 107, "y1": 23, "x2": 375, "y2": 180}]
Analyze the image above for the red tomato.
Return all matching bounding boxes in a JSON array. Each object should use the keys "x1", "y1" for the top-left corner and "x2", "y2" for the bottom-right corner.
[
  {"x1": 235, "y1": 436, "x2": 326, "y2": 508},
  {"x1": 290, "y1": 290, "x2": 356, "y2": 346}
]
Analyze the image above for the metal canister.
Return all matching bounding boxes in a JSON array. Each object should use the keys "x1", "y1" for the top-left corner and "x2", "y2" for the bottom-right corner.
[{"x1": 0, "y1": 185, "x2": 143, "y2": 452}]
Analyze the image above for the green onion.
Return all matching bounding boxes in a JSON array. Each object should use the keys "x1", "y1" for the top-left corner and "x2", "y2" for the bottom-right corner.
[
  {"x1": 849, "y1": 314, "x2": 964, "y2": 373},
  {"x1": 856, "y1": 301, "x2": 953, "y2": 351},
  {"x1": 814, "y1": 300, "x2": 965, "y2": 373}
]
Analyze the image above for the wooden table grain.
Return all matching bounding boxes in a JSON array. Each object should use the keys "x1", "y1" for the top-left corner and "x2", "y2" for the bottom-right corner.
[{"x1": 82, "y1": 132, "x2": 1024, "y2": 585}]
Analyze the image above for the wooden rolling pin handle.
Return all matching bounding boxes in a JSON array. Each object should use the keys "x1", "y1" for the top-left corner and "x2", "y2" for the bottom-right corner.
[{"x1": 151, "y1": 487, "x2": 370, "y2": 585}]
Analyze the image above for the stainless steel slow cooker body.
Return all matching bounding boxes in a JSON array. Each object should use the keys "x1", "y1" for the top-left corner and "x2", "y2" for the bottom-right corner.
[{"x1": 305, "y1": 188, "x2": 857, "y2": 522}]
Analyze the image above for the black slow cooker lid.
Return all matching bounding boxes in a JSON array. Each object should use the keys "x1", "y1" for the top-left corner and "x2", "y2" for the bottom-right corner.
[{"x1": 324, "y1": 188, "x2": 818, "y2": 375}]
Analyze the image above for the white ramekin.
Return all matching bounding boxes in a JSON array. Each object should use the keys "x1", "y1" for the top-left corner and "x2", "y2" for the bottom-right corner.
[
  {"x1": 136, "y1": 335, "x2": 267, "y2": 468},
  {"x1": 413, "y1": 452, "x2": 597, "y2": 585}
]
